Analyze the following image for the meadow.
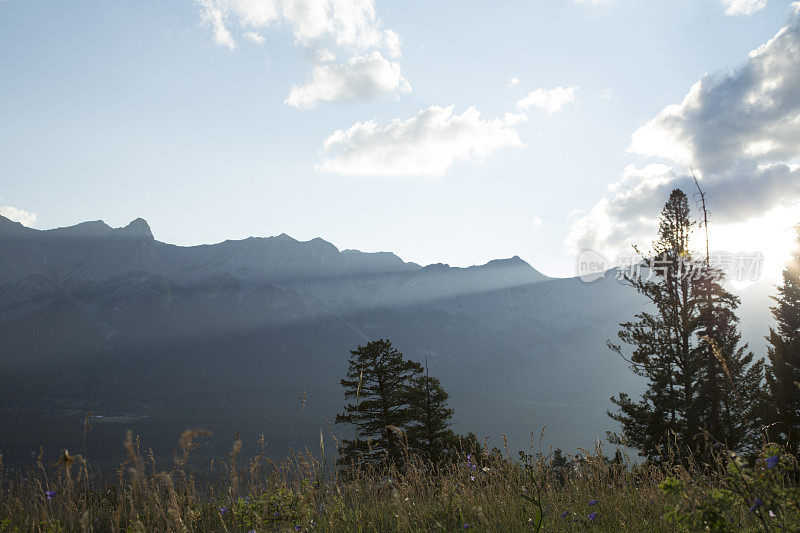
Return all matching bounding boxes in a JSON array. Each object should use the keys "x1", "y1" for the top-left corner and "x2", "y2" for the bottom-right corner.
[{"x1": 1, "y1": 427, "x2": 796, "y2": 532}]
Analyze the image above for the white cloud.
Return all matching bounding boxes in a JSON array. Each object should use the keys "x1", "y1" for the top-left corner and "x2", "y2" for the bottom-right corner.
[
  {"x1": 285, "y1": 51, "x2": 410, "y2": 109},
  {"x1": 316, "y1": 105, "x2": 526, "y2": 176},
  {"x1": 567, "y1": 14, "x2": 800, "y2": 261},
  {"x1": 196, "y1": 0, "x2": 407, "y2": 107},
  {"x1": 576, "y1": 0, "x2": 766, "y2": 15},
  {"x1": 531, "y1": 216, "x2": 543, "y2": 229},
  {"x1": 508, "y1": 77, "x2": 520, "y2": 88},
  {"x1": 600, "y1": 88, "x2": 613, "y2": 99},
  {"x1": 243, "y1": 30, "x2": 265, "y2": 44},
  {"x1": 196, "y1": 0, "x2": 400, "y2": 56},
  {"x1": 0, "y1": 205, "x2": 38, "y2": 227},
  {"x1": 722, "y1": 0, "x2": 767, "y2": 16},
  {"x1": 198, "y1": 0, "x2": 236, "y2": 49},
  {"x1": 516, "y1": 86, "x2": 578, "y2": 115}
]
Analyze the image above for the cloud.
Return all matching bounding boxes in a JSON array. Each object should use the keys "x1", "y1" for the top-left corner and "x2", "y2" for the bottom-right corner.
[
  {"x1": 516, "y1": 86, "x2": 578, "y2": 115},
  {"x1": 243, "y1": 30, "x2": 265, "y2": 44},
  {"x1": 722, "y1": 0, "x2": 767, "y2": 16},
  {"x1": 196, "y1": 0, "x2": 400, "y2": 56},
  {"x1": 285, "y1": 51, "x2": 410, "y2": 109},
  {"x1": 531, "y1": 216, "x2": 543, "y2": 229},
  {"x1": 508, "y1": 77, "x2": 520, "y2": 88},
  {"x1": 575, "y1": 0, "x2": 767, "y2": 15},
  {"x1": 567, "y1": 14, "x2": 800, "y2": 257},
  {"x1": 0, "y1": 205, "x2": 38, "y2": 227},
  {"x1": 198, "y1": 0, "x2": 236, "y2": 49},
  {"x1": 196, "y1": 0, "x2": 407, "y2": 106},
  {"x1": 316, "y1": 105, "x2": 526, "y2": 176}
]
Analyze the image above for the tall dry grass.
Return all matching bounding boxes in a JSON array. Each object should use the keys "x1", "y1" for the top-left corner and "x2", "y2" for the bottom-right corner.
[{"x1": 0, "y1": 427, "x2": 794, "y2": 532}]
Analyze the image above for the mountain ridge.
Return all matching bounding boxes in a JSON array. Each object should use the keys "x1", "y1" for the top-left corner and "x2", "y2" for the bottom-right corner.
[{"x1": 7, "y1": 213, "x2": 759, "y2": 466}]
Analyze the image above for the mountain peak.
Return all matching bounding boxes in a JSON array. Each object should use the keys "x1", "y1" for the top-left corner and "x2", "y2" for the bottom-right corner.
[
  {"x1": 484, "y1": 256, "x2": 532, "y2": 268},
  {"x1": 120, "y1": 218, "x2": 153, "y2": 239},
  {"x1": 0, "y1": 214, "x2": 28, "y2": 236}
]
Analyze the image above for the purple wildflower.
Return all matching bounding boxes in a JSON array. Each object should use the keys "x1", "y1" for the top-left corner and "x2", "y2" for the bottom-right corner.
[
  {"x1": 766, "y1": 455, "x2": 779, "y2": 469},
  {"x1": 749, "y1": 498, "x2": 764, "y2": 513},
  {"x1": 561, "y1": 511, "x2": 568, "y2": 519},
  {"x1": 45, "y1": 490, "x2": 56, "y2": 501},
  {"x1": 294, "y1": 526, "x2": 303, "y2": 532},
  {"x1": 588, "y1": 512, "x2": 598, "y2": 522},
  {"x1": 470, "y1": 475, "x2": 475, "y2": 482},
  {"x1": 588, "y1": 499, "x2": 598, "y2": 506},
  {"x1": 463, "y1": 523, "x2": 472, "y2": 529},
  {"x1": 219, "y1": 507, "x2": 229, "y2": 515},
  {"x1": 273, "y1": 512, "x2": 280, "y2": 518}
]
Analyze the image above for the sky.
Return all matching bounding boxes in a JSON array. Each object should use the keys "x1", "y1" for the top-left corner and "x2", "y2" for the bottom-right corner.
[{"x1": 1, "y1": 0, "x2": 799, "y2": 280}]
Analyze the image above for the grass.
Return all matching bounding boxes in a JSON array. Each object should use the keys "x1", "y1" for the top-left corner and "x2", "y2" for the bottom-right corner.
[{"x1": 0, "y1": 428, "x2": 796, "y2": 532}]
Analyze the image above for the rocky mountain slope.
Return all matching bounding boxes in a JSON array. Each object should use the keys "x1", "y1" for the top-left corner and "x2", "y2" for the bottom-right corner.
[{"x1": 0, "y1": 215, "x2": 681, "y2": 464}]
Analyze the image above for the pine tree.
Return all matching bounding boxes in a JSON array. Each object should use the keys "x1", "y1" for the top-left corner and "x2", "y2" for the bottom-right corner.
[
  {"x1": 406, "y1": 362, "x2": 454, "y2": 462},
  {"x1": 695, "y1": 278, "x2": 764, "y2": 450},
  {"x1": 609, "y1": 189, "x2": 704, "y2": 461},
  {"x1": 765, "y1": 225, "x2": 800, "y2": 453},
  {"x1": 609, "y1": 188, "x2": 765, "y2": 459},
  {"x1": 335, "y1": 339, "x2": 423, "y2": 465},
  {"x1": 692, "y1": 176, "x2": 764, "y2": 451}
]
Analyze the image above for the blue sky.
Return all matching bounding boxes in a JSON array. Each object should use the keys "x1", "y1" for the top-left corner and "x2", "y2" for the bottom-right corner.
[{"x1": 1, "y1": 0, "x2": 799, "y2": 278}]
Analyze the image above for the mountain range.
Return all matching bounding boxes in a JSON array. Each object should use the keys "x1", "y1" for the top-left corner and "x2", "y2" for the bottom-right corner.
[{"x1": 0, "y1": 215, "x2": 772, "y2": 465}]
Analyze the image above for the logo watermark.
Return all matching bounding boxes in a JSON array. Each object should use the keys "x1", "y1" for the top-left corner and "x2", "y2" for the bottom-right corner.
[
  {"x1": 576, "y1": 250, "x2": 764, "y2": 284},
  {"x1": 577, "y1": 250, "x2": 610, "y2": 282}
]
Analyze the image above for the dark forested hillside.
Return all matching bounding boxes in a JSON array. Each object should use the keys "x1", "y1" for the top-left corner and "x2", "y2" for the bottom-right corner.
[{"x1": 0, "y1": 214, "x2": 659, "y2": 463}]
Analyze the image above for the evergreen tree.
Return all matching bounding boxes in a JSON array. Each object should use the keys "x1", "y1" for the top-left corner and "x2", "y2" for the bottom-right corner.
[
  {"x1": 335, "y1": 339, "x2": 423, "y2": 465},
  {"x1": 406, "y1": 363, "x2": 454, "y2": 462},
  {"x1": 693, "y1": 177, "x2": 764, "y2": 451},
  {"x1": 609, "y1": 188, "x2": 765, "y2": 459},
  {"x1": 695, "y1": 273, "x2": 764, "y2": 451},
  {"x1": 608, "y1": 189, "x2": 704, "y2": 461},
  {"x1": 765, "y1": 225, "x2": 800, "y2": 453}
]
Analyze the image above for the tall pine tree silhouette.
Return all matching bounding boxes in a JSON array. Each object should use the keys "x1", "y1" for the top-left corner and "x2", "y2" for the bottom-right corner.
[
  {"x1": 693, "y1": 177, "x2": 763, "y2": 451},
  {"x1": 766, "y1": 225, "x2": 800, "y2": 453},
  {"x1": 336, "y1": 339, "x2": 423, "y2": 465},
  {"x1": 609, "y1": 189, "x2": 703, "y2": 460},
  {"x1": 609, "y1": 188, "x2": 762, "y2": 459},
  {"x1": 406, "y1": 361, "x2": 454, "y2": 462}
]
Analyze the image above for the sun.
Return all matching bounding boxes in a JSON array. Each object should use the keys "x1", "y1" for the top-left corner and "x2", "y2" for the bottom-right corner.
[{"x1": 700, "y1": 203, "x2": 799, "y2": 290}]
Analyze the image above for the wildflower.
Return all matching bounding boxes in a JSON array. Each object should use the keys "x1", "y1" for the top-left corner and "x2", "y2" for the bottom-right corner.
[
  {"x1": 295, "y1": 526, "x2": 303, "y2": 532},
  {"x1": 273, "y1": 512, "x2": 280, "y2": 518},
  {"x1": 766, "y1": 455, "x2": 779, "y2": 469},
  {"x1": 769, "y1": 510, "x2": 776, "y2": 518},
  {"x1": 588, "y1": 512, "x2": 597, "y2": 522},
  {"x1": 470, "y1": 475, "x2": 475, "y2": 482},
  {"x1": 521, "y1": 486, "x2": 527, "y2": 493},
  {"x1": 482, "y1": 466, "x2": 490, "y2": 473},
  {"x1": 463, "y1": 524, "x2": 472, "y2": 529},
  {"x1": 588, "y1": 499, "x2": 598, "y2": 506},
  {"x1": 749, "y1": 498, "x2": 764, "y2": 513},
  {"x1": 219, "y1": 507, "x2": 229, "y2": 515},
  {"x1": 45, "y1": 490, "x2": 56, "y2": 501},
  {"x1": 561, "y1": 511, "x2": 568, "y2": 519}
]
